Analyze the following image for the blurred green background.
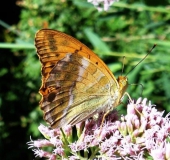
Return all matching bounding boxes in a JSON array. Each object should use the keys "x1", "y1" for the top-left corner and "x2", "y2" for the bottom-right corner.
[{"x1": 0, "y1": 0, "x2": 170, "y2": 159}]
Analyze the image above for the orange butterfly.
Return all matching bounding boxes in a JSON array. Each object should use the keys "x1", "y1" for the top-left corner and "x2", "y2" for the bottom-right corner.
[{"x1": 35, "y1": 29, "x2": 128, "y2": 128}]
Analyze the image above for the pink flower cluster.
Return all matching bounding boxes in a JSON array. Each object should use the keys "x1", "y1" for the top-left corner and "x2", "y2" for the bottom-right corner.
[
  {"x1": 28, "y1": 98, "x2": 170, "y2": 159},
  {"x1": 87, "y1": 0, "x2": 119, "y2": 11}
]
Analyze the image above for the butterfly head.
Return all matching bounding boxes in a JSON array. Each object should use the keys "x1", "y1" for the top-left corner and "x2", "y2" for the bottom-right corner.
[{"x1": 117, "y1": 76, "x2": 128, "y2": 95}]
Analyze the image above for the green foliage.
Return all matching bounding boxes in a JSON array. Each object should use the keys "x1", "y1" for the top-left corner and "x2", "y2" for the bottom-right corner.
[{"x1": 1, "y1": 0, "x2": 170, "y2": 159}]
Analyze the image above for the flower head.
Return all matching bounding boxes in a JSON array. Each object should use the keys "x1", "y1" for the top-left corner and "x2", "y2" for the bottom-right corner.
[
  {"x1": 28, "y1": 98, "x2": 170, "y2": 159},
  {"x1": 88, "y1": 0, "x2": 119, "y2": 11}
]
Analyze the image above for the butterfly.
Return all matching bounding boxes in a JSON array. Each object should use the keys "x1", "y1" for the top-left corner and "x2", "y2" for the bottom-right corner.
[{"x1": 35, "y1": 29, "x2": 128, "y2": 129}]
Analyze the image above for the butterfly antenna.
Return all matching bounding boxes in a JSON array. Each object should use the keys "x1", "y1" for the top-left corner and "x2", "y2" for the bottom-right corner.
[
  {"x1": 121, "y1": 56, "x2": 126, "y2": 76},
  {"x1": 125, "y1": 44, "x2": 157, "y2": 76}
]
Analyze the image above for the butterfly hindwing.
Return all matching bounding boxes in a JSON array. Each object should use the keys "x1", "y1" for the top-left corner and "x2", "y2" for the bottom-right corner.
[{"x1": 40, "y1": 52, "x2": 116, "y2": 128}]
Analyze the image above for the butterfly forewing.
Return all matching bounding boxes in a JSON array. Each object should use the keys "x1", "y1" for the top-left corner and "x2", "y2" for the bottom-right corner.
[
  {"x1": 35, "y1": 29, "x2": 127, "y2": 128},
  {"x1": 35, "y1": 29, "x2": 116, "y2": 82}
]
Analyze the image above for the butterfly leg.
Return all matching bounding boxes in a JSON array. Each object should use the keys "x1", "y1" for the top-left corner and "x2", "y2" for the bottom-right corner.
[
  {"x1": 123, "y1": 92, "x2": 132, "y2": 103},
  {"x1": 124, "y1": 92, "x2": 144, "y2": 117},
  {"x1": 98, "y1": 110, "x2": 111, "y2": 135}
]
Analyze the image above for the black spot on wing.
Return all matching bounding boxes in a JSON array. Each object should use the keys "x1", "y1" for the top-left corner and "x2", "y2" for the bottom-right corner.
[{"x1": 47, "y1": 92, "x2": 56, "y2": 102}]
